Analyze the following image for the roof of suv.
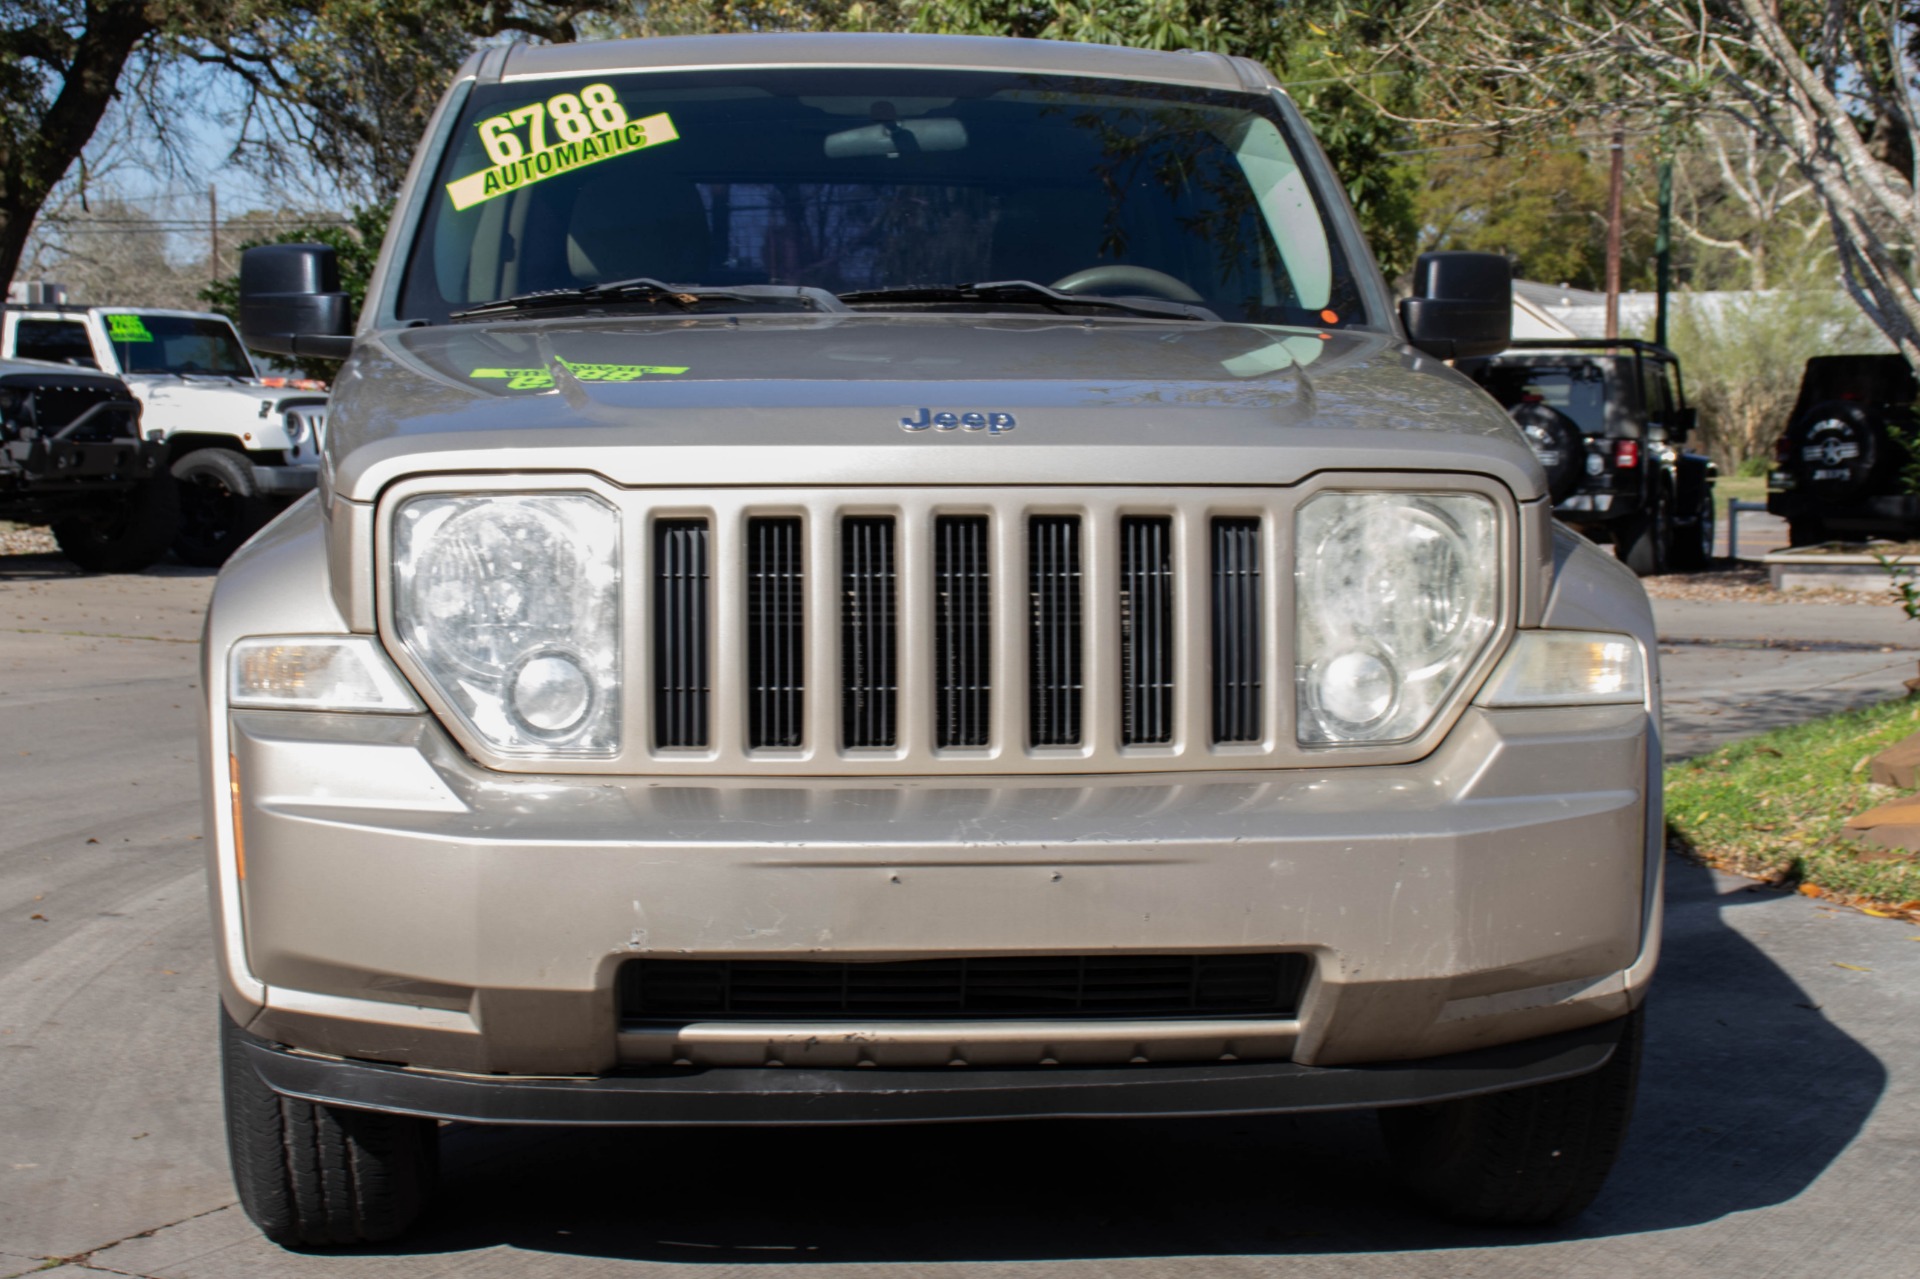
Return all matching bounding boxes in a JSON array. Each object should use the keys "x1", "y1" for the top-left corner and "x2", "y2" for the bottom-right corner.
[{"x1": 492, "y1": 32, "x2": 1273, "y2": 93}]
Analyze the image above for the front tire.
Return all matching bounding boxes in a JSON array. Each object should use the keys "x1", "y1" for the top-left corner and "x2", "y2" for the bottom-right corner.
[
  {"x1": 1669, "y1": 484, "x2": 1715, "y2": 571},
  {"x1": 51, "y1": 474, "x2": 179, "y2": 573},
  {"x1": 221, "y1": 1008, "x2": 438, "y2": 1247},
  {"x1": 1379, "y1": 1008, "x2": 1643, "y2": 1225},
  {"x1": 1618, "y1": 484, "x2": 1671, "y2": 577},
  {"x1": 173, "y1": 449, "x2": 271, "y2": 567}
]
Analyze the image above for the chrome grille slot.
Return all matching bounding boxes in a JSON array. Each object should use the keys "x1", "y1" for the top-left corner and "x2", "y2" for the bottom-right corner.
[
  {"x1": 841, "y1": 516, "x2": 897, "y2": 748},
  {"x1": 1028, "y1": 515, "x2": 1083, "y2": 746},
  {"x1": 934, "y1": 515, "x2": 991, "y2": 747},
  {"x1": 747, "y1": 516, "x2": 805, "y2": 748},
  {"x1": 1211, "y1": 517, "x2": 1262, "y2": 743},
  {"x1": 1119, "y1": 516, "x2": 1175, "y2": 745},
  {"x1": 653, "y1": 519, "x2": 710, "y2": 748}
]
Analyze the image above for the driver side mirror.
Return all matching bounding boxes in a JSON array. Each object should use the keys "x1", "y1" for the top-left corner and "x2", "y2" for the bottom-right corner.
[
  {"x1": 1669, "y1": 405, "x2": 1697, "y2": 441},
  {"x1": 239, "y1": 244, "x2": 354, "y2": 360},
  {"x1": 1399, "y1": 252, "x2": 1512, "y2": 361}
]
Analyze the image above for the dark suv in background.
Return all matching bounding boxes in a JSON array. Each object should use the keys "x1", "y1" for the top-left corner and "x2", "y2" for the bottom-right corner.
[
  {"x1": 1461, "y1": 339, "x2": 1716, "y2": 575},
  {"x1": 1769, "y1": 354, "x2": 1917, "y2": 545}
]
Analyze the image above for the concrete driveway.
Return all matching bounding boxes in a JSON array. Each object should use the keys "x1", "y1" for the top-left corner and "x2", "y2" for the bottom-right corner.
[{"x1": 3, "y1": 551, "x2": 1917, "y2": 1278}]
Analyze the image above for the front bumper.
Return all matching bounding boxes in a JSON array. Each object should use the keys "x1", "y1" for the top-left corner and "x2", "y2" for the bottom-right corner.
[
  {"x1": 220, "y1": 697, "x2": 1657, "y2": 1080},
  {"x1": 250, "y1": 462, "x2": 318, "y2": 496},
  {"x1": 237, "y1": 1015, "x2": 1628, "y2": 1126}
]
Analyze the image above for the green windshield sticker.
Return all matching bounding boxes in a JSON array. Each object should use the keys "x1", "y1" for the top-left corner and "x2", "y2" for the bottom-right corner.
[
  {"x1": 106, "y1": 314, "x2": 153, "y2": 343},
  {"x1": 470, "y1": 361, "x2": 689, "y2": 391},
  {"x1": 447, "y1": 85, "x2": 677, "y2": 211}
]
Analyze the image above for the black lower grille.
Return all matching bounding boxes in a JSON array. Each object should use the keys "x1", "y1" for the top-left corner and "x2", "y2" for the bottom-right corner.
[
  {"x1": 653, "y1": 520, "x2": 709, "y2": 748},
  {"x1": 1119, "y1": 516, "x2": 1174, "y2": 745},
  {"x1": 1029, "y1": 515, "x2": 1083, "y2": 746},
  {"x1": 620, "y1": 953, "x2": 1309, "y2": 1021},
  {"x1": 934, "y1": 515, "x2": 990, "y2": 747},
  {"x1": 1211, "y1": 518, "x2": 1262, "y2": 742},
  {"x1": 747, "y1": 517, "x2": 804, "y2": 748},
  {"x1": 841, "y1": 516, "x2": 897, "y2": 748}
]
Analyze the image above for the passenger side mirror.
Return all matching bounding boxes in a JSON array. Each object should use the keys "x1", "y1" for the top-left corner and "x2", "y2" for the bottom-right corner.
[
  {"x1": 1399, "y1": 252, "x2": 1512, "y2": 361},
  {"x1": 239, "y1": 244, "x2": 354, "y2": 360},
  {"x1": 1669, "y1": 405, "x2": 1697, "y2": 441}
]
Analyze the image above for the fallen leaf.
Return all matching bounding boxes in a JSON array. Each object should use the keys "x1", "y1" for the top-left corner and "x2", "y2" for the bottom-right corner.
[
  {"x1": 28, "y1": 913, "x2": 46, "y2": 922},
  {"x1": 1862, "y1": 908, "x2": 1896, "y2": 917},
  {"x1": 1833, "y1": 962, "x2": 1873, "y2": 972},
  {"x1": 84, "y1": 838, "x2": 97, "y2": 845},
  {"x1": 1755, "y1": 746, "x2": 1783, "y2": 757},
  {"x1": 1799, "y1": 883, "x2": 1826, "y2": 898}
]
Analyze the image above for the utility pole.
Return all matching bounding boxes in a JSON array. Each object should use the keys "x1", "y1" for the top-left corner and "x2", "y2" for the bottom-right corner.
[
  {"x1": 209, "y1": 185, "x2": 219, "y2": 288},
  {"x1": 1604, "y1": 117, "x2": 1624, "y2": 340},
  {"x1": 1654, "y1": 155, "x2": 1672, "y2": 348}
]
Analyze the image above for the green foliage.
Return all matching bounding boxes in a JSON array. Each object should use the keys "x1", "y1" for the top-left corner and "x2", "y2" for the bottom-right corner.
[
  {"x1": 1662, "y1": 283, "x2": 1889, "y2": 471},
  {"x1": 199, "y1": 202, "x2": 389, "y2": 379},
  {"x1": 1733, "y1": 456, "x2": 1772, "y2": 478},
  {"x1": 1873, "y1": 551, "x2": 1920, "y2": 622},
  {"x1": 1667, "y1": 694, "x2": 1920, "y2": 909}
]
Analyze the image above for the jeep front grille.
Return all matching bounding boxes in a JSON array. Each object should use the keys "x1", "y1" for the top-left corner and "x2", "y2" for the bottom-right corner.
[
  {"x1": 746, "y1": 516, "x2": 805, "y2": 748},
  {"x1": 1028, "y1": 514, "x2": 1083, "y2": 746},
  {"x1": 619, "y1": 952, "x2": 1309, "y2": 1022},
  {"x1": 383, "y1": 483, "x2": 1515, "y2": 774},
  {"x1": 840, "y1": 516, "x2": 898, "y2": 748},
  {"x1": 653, "y1": 519, "x2": 710, "y2": 748}
]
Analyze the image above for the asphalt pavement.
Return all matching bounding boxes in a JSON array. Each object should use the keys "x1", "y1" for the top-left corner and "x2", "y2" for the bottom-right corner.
[{"x1": 3, "y1": 547, "x2": 1918, "y2": 1278}]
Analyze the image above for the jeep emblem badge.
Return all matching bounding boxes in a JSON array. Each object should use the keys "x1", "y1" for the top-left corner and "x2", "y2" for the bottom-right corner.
[{"x1": 900, "y1": 407, "x2": 1017, "y2": 434}]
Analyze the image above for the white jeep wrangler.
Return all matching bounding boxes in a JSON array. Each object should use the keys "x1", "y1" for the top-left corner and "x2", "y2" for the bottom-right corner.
[{"x1": 0, "y1": 304, "x2": 327, "y2": 564}]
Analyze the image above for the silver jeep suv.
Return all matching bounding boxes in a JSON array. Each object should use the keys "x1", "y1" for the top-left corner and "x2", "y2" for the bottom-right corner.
[{"x1": 206, "y1": 33, "x2": 1660, "y2": 1247}]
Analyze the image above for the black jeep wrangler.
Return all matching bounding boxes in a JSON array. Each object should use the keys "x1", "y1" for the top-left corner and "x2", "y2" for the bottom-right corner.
[
  {"x1": 1460, "y1": 339, "x2": 1717, "y2": 575},
  {"x1": 0, "y1": 357, "x2": 174, "y2": 572},
  {"x1": 1768, "y1": 354, "x2": 1918, "y2": 545}
]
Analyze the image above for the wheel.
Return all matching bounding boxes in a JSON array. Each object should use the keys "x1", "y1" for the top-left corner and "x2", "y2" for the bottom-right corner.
[
  {"x1": 1379, "y1": 1008, "x2": 1643, "y2": 1225},
  {"x1": 172, "y1": 449, "x2": 271, "y2": 567},
  {"x1": 1788, "y1": 516, "x2": 1830, "y2": 547},
  {"x1": 221, "y1": 1007, "x2": 437, "y2": 1247},
  {"x1": 1786, "y1": 400, "x2": 1881, "y2": 499},
  {"x1": 50, "y1": 474, "x2": 178, "y2": 573},
  {"x1": 1508, "y1": 402, "x2": 1584, "y2": 503},
  {"x1": 1669, "y1": 482, "x2": 1715, "y2": 571},
  {"x1": 1618, "y1": 483, "x2": 1671, "y2": 577},
  {"x1": 1049, "y1": 264, "x2": 1204, "y2": 302}
]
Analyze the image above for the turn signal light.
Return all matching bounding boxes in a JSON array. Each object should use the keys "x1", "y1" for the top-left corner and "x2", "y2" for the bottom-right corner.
[{"x1": 1613, "y1": 440, "x2": 1640, "y2": 469}]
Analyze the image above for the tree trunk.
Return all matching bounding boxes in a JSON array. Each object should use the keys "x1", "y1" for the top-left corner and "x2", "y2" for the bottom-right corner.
[{"x1": 0, "y1": 2, "x2": 156, "y2": 293}]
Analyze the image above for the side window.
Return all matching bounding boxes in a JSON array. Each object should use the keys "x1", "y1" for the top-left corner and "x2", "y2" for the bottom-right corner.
[{"x1": 14, "y1": 319, "x2": 98, "y2": 368}]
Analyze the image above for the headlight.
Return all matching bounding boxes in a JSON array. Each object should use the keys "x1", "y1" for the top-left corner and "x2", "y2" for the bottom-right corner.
[
  {"x1": 281, "y1": 412, "x2": 308, "y2": 445},
  {"x1": 1476, "y1": 631, "x2": 1645, "y2": 707},
  {"x1": 392, "y1": 492, "x2": 620, "y2": 755},
  {"x1": 1295, "y1": 491, "x2": 1500, "y2": 745},
  {"x1": 229, "y1": 636, "x2": 418, "y2": 711}
]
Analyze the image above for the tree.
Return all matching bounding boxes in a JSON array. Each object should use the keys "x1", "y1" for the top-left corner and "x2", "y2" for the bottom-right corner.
[
  {"x1": 0, "y1": 1, "x2": 180, "y2": 294},
  {"x1": 0, "y1": 2, "x2": 622, "y2": 296},
  {"x1": 1364, "y1": 0, "x2": 1920, "y2": 368}
]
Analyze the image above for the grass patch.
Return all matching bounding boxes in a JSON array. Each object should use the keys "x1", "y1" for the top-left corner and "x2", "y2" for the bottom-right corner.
[
  {"x1": 1667, "y1": 695, "x2": 1920, "y2": 912},
  {"x1": 1714, "y1": 474, "x2": 1765, "y2": 531}
]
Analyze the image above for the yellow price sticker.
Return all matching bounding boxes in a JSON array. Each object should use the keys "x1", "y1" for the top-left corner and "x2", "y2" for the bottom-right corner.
[{"x1": 447, "y1": 85, "x2": 677, "y2": 211}]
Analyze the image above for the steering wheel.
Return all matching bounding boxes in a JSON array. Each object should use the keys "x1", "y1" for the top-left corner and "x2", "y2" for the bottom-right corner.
[{"x1": 1050, "y1": 264, "x2": 1205, "y2": 304}]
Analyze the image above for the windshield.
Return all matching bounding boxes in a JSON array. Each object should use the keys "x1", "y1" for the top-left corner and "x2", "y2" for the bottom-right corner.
[
  {"x1": 1480, "y1": 361, "x2": 1611, "y2": 438},
  {"x1": 398, "y1": 68, "x2": 1366, "y2": 328},
  {"x1": 105, "y1": 314, "x2": 255, "y2": 377}
]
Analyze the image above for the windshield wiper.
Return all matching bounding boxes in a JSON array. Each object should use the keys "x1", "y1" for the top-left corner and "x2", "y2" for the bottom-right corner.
[
  {"x1": 836, "y1": 280, "x2": 1217, "y2": 322},
  {"x1": 451, "y1": 279, "x2": 846, "y2": 320}
]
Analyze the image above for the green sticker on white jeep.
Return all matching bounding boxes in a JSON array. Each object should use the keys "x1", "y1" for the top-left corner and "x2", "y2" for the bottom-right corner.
[
  {"x1": 106, "y1": 314, "x2": 153, "y2": 343},
  {"x1": 470, "y1": 361, "x2": 689, "y2": 391}
]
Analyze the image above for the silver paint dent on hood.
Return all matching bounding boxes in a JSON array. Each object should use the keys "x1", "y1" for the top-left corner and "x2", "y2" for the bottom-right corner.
[{"x1": 323, "y1": 315, "x2": 1543, "y2": 502}]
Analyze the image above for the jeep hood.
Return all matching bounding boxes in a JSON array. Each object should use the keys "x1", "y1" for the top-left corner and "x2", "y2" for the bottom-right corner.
[{"x1": 324, "y1": 315, "x2": 1543, "y2": 503}]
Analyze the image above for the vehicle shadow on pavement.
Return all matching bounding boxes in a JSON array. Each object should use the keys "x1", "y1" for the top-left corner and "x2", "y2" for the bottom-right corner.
[
  {"x1": 0, "y1": 551, "x2": 216, "y2": 581},
  {"x1": 370, "y1": 854, "x2": 1882, "y2": 1264}
]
